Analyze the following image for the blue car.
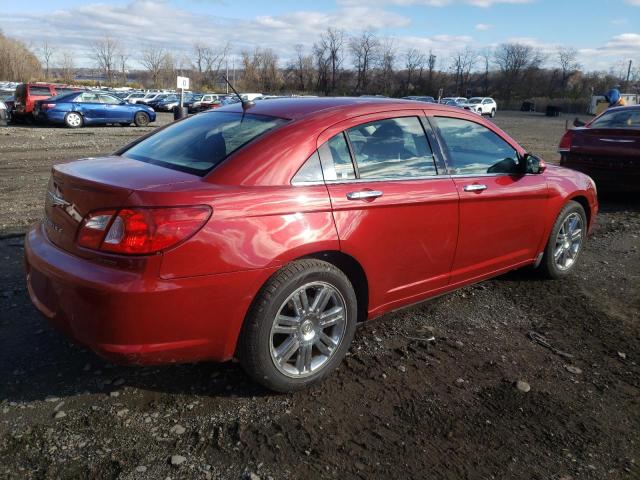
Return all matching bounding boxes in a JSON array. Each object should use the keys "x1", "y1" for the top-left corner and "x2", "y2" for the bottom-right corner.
[{"x1": 34, "y1": 91, "x2": 156, "y2": 128}]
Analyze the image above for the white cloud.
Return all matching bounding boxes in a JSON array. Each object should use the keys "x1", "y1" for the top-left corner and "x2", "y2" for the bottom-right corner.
[
  {"x1": 475, "y1": 23, "x2": 493, "y2": 30},
  {"x1": 624, "y1": 0, "x2": 640, "y2": 5},
  {"x1": 0, "y1": 0, "x2": 411, "y2": 67},
  {"x1": 339, "y1": 0, "x2": 534, "y2": 7}
]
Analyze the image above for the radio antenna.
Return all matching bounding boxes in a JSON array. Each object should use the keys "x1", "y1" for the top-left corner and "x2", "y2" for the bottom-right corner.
[{"x1": 222, "y1": 75, "x2": 254, "y2": 110}]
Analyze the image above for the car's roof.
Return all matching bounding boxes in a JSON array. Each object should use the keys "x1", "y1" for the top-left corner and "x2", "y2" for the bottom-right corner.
[{"x1": 214, "y1": 96, "x2": 444, "y2": 120}]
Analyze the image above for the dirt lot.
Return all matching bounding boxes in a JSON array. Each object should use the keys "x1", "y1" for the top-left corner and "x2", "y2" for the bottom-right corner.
[{"x1": 0, "y1": 111, "x2": 638, "y2": 480}]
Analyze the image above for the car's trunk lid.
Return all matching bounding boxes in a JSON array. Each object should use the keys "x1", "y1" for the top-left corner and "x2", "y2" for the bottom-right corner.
[{"x1": 44, "y1": 156, "x2": 198, "y2": 256}]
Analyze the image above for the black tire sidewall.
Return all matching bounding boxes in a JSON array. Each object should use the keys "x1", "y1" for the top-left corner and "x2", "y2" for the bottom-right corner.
[
  {"x1": 134, "y1": 112, "x2": 149, "y2": 127},
  {"x1": 542, "y1": 201, "x2": 587, "y2": 279},
  {"x1": 240, "y1": 260, "x2": 357, "y2": 392}
]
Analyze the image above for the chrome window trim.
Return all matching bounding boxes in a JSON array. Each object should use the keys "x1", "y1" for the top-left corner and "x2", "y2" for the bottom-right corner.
[{"x1": 291, "y1": 171, "x2": 539, "y2": 187}]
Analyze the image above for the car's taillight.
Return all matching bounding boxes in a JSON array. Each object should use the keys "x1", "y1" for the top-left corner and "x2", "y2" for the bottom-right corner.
[
  {"x1": 558, "y1": 130, "x2": 574, "y2": 152},
  {"x1": 77, "y1": 206, "x2": 211, "y2": 254},
  {"x1": 40, "y1": 103, "x2": 56, "y2": 111}
]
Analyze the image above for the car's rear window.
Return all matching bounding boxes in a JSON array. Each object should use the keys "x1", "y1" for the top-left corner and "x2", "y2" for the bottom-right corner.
[
  {"x1": 122, "y1": 111, "x2": 289, "y2": 175},
  {"x1": 591, "y1": 109, "x2": 640, "y2": 129},
  {"x1": 29, "y1": 86, "x2": 52, "y2": 96}
]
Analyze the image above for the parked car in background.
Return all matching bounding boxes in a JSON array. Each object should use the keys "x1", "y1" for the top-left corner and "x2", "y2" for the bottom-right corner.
[
  {"x1": 0, "y1": 99, "x2": 8, "y2": 125},
  {"x1": 154, "y1": 95, "x2": 182, "y2": 112},
  {"x1": 34, "y1": 91, "x2": 155, "y2": 128},
  {"x1": 441, "y1": 97, "x2": 467, "y2": 105},
  {"x1": 440, "y1": 98, "x2": 465, "y2": 108},
  {"x1": 0, "y1": 94, "x2": 14, "y2": 123},
  {"x1": 124, "y1": 92, "x2": 147, "y2": 103},
  {"x1": 459, "y1": 97, "x2": 498, "y2": 117},
  {"x1": 559, "y1": 105, "x2": 640, "y2": 193},
  {"x1": 146, "y1": 94, "x2": 173, "y2": 110},
  {"x1": 25, "y1": 98, "x2": 597, "y2": 393},
  {"x1": 402, "y1": 96, "x2": 436, "y2": 103},
  {"x1": 138, "y1": 93, "x2": 167, "y2": 106},
  {"x1": 189, "y1": 93, "x2": 223, "y2": 113},
  {"x1": 12, "y1": 83, "x2": 84, "y2": 122}
]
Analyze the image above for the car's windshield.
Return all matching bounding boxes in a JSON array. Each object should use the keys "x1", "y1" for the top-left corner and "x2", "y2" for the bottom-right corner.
[
  {"x1": 591, "y1": 109, "x2": 640, "y2": 129},
  {"x1": 468, "y1": 98, "x2": 482, "y2": 104},
  {"x1": 122, "y1": 112, "x2": 289, "y2": 175}
]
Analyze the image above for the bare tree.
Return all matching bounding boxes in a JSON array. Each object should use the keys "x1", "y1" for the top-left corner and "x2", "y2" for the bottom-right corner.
[
  {"x1": 451, "y1": 47, "x2": 476, "y2": 95},
  {"x1": 141, "y1": 46, "x2": 167, "y2": 88},
  {"x1": 241, "y1": 48, "x2": 261, "y2": 91},
  {"x1": 192, "y1": 43, "x2": 228, "y2": 89},
  {"x1": 479, "y1": 48, "x2": 492, "y2": 96},
  {"x1": 260, "y1": 48, "x2": 281, "y2": 92},
  {"x1": 494, "y1": 43, "x2": 544, "y2": 101},
  {"x1": 317, "y1": 28, "x2": 344, "y2": 93},
  {"x1": 405, "y1": 48, "x2": 426, "y2": 92},
  {"x1": 378, "y1": 38, "x2": 397, "y2": 95},
  {"x1": 312, "y1": 40, "x2": 331, "y2": 94},
  {"x1": 350, "y1": 31, "x2": 379, "y2": 93},
  {"x1": 557, "y1": 47, "x2": 580, "y2": 89},
  {"x1": 291, "y1": 44, "x2": 314, "y2": 91},
  {"x1": 91, "y1": 36, "x2": 119, "y2": 85},
  {"x1": 426, "y1": 51, "x2": 437, "y2": 93},
  {"x1": 0, "y1": 32, "x2": 42, "y2": 81},
  {"x1": 118, "y1": 51, "x2": 129, "y2": 85},
  {"x1": 59, "y1": 51, "x2": 75, "y2": 84},
  {"x1": 39, "y1": 40, "x2": 55, "y2": 80}
]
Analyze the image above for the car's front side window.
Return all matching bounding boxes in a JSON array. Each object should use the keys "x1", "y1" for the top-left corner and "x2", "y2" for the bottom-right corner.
[
  {"x1": 346, "y1": 117, "x2": 437, "y2": 179},
  {"x1": 434, "y1": 116, "x2": 520, "y2": 175}
]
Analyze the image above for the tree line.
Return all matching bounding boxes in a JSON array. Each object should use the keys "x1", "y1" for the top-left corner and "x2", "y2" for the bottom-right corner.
[{"x1": 2, "y1": 29, "x2": 638, "y2": 111}]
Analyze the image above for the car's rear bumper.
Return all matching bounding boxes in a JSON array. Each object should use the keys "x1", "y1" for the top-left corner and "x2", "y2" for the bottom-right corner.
[{"x1": 24, "y1": 223, "x2": 274, "y2": 365}]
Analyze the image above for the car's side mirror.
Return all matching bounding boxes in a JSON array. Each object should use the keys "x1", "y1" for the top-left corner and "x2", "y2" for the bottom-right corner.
[{"x1": 524, "y1": 153, "x2": 546, "y2": 174}]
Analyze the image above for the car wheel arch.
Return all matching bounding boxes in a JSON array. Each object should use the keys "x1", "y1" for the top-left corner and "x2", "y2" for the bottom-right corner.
[
  {"x1": 567, "y1": 194, "x2": 592, "y2": 227},
  {"x1": 300, "y1": 250, "x2": 369, "y2": 324}
]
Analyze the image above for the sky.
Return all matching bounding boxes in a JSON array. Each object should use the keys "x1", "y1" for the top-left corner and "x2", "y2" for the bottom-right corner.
[{"x1": 0, "y1": 0, "x2": 639, "y2": 72}]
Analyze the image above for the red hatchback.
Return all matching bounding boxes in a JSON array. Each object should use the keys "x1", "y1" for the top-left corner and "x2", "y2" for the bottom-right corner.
[{"x1": 25, "y1": 98, "x2": 598, "y2": 392}]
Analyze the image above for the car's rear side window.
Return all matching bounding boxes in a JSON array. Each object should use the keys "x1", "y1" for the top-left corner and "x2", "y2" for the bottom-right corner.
[
  {"x1": 318, "y1": 133, "x2": 356, "y2": 181},
  {"x1": 346, "y1": 117, "x2": 437, "y2": 179},
  {"x1": 122, "y1": 111, "x2": 288, "y2": 175},
  {"x1": 434, "y1": 117, "x2": 519, "y2": 175}
]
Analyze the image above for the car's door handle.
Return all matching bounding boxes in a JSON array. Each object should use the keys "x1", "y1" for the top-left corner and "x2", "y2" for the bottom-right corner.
[
  {"x1": 463, "y1": 184, "x2": 487, "y2": 192},
  {"x1": 346, "y1": 190, "x2": 383, "y2": 200}
]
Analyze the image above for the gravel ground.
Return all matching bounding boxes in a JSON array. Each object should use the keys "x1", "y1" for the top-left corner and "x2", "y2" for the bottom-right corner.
[{"x1": 0, "y1": 111, "x2": 638, "y2": 480}]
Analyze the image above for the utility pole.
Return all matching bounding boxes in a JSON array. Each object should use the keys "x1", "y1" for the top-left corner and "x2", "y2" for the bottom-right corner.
[
  {"x1": 226, "y1": 60, "x2": 229, "y2": 94},
  {"x1": 626, "y1": 59, "x2": 633, "y2": 87}
]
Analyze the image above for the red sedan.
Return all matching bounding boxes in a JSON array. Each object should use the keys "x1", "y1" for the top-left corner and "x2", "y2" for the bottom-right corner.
[
  {"x1": 559, "y1": 105, "x2": 640, "y2": 193},
  {"x1": 25, "y1": 98, "x2": 598, "y2": 392}
]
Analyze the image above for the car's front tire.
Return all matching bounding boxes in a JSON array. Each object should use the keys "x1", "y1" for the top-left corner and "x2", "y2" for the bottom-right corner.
[
  {"x1": 134, "y1": 112, "x2": 150, "y2": 127},
  {"x1": 64, "y1": 112, "x2": 83, "y2": 128},
  {"x1": 539, "y1": 200, "x2": 587, "y2": 279},
  {"x1": 490, "y1": 108, "x2": 496, "y2": 118},
  {"x1": 238, "y1": 259, "x2": 358, "y2": 392}
]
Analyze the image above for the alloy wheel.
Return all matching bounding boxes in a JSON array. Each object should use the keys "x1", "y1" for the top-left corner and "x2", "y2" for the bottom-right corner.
[
  {"x1": 66, "y1": 113, "x2": 81, "y2": 127},
  {"x1": 269, "y1": 281, "x2": 347, "y2": 378},
  {"x1": 553, "y1": 212, "x2": 583, "y2": 270}
]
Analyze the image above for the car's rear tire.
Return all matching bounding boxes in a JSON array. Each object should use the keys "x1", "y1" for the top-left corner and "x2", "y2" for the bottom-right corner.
[
  {"x1": 539, "y1": 200, "x2": 587, "y2": 279},
  {"x1": 133, "y1": 112, "x2": 149, "y2": 127},
  {"x1": 64, "y1": 112, "x2": 83, "y2": 128},
  {"x1": 238, "y1": 259, "x2": 358, "y2": 392}
]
